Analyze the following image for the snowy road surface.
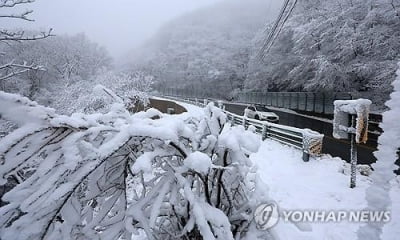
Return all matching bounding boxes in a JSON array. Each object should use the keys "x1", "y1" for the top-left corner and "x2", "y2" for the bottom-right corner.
[{"x1": 252, "y1": 140, "x2": 400, "y2": 240}]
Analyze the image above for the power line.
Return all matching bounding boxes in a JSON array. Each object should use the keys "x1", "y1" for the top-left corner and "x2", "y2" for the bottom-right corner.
[
  {"x1": 257, "y1": 0, "x2": 298, "y2": 62},
  {"x1": 258, "y1": 0, "x2": 290, "y2": 57}
]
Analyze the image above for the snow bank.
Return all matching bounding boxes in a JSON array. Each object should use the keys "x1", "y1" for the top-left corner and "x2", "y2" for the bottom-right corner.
[
  {"x1": 357, "y1": 64, "x2": 400, "y2": 240},
  {"x1": 252, "y1": 140, "x2": 400, "y2": 240},
  {"x1": 0, "y1": 91, "x2": 56, "y2": 126}
]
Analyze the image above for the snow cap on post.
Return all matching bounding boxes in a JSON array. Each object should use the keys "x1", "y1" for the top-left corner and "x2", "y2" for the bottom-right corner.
[
  {"x1": 302, "y1": 128, "x2": 324, "y2": 155},
  {"x1": 333, "y1": 99, "x2": 372, "y2": 144}
]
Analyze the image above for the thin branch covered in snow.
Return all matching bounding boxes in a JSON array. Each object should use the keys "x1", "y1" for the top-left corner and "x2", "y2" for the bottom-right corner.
[
  {"x1": 0, "y1": 0, "x2": 34, "y2": 8},
  {"x1": 0, "y1": 62, "x2": 45, "y2": 81},
  {"x1": 0, "y1": 92, "x2": 270, "y2": 240},
  {"x1": 0, "y1": 29, "x2": 54, "y2": 42},
  {"x1": 0, "y1": 0, "x2": 53, "y2": 82},
  {"x1": 0, "y1": 10, "x2": 34, "y2": 21}
]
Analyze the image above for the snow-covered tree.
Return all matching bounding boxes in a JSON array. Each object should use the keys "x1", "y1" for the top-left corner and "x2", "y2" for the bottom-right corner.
[
  {"x1": 0, "y1": 90, "x2": 270, "y2": 240},
  {"x1": 0, "y1": 33, "x2": 112, "y2": 116},
  {"x1": 126, "y1": 0, "x2": 279, "y2": 99},
  {"x1": 41, "y1": 70, "x2": 153, "y2": 116},
  {"x1": 247, "y1": 0, "x2": 400, "y2": 110},
  {"x1": 4, "y1": 33, "x2": 112, "y2": 87},
  {"x1": 0, "y1": 0, "x2": 53, "y2": 83}
]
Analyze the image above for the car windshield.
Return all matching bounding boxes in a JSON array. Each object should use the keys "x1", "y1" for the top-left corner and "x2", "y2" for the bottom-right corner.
[{"x1": 256, "y1": 105, "x2": 271, "y2": 112}]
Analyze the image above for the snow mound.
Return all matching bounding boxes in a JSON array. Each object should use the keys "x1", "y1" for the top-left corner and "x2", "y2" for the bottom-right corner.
[{"x1": 184, "y1": 151, "x2": 212, "y2": 174}]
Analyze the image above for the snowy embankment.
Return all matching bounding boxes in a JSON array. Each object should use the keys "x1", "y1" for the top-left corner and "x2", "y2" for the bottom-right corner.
[
  {"x1": 252, "y1": 140, "x2": 399, "y2": 240},
  {"x1": 175, "y1": 98, "x2": 400, "y2": 240}
]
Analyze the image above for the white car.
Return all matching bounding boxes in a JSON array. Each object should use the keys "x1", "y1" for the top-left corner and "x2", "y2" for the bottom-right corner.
[{"x1": 244, "y1": 105, "x2": 279, "y2": 123}]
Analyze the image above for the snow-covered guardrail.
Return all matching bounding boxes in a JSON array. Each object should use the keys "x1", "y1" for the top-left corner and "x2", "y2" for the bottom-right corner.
[{"x1": 162, "y1": 96, "x2": 324, "y2": 161}]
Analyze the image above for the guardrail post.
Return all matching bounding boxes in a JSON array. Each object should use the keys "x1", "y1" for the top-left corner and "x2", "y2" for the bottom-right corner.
[
  {"x1": 302, "y1": 152, "x2": 310, "y2": 162},
  {"x1": 261, "y1": 125, "x2": 268, "y2": 140},
  {"x1": 243, "y1": 116, "x2": 247, "y2": 128},
  {"x1": 304, "y1": 93, "x2": 308, "y2": 112},
  {"x1": 218, "y1": 100, "x2": 223, "y2": 109},
  {"x1": 313, "y1": 93, "x2": 316, "y2": 112},
  {"x1": 302, "y1": 129, "x2": 324, "y2": 162}
]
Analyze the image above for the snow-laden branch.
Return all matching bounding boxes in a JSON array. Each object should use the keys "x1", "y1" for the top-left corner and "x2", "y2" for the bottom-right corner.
[
  {"x1": 0, "y1": 0, "x2": 34, "y2": 8},
  {"x1": 0, "y1": 29, "x2": 54, "y2": 42},
  {"x1": 0, "y1": 61, "x2": 45, "y2": 81},
  {"x1": 0, "y1": 9, "x2": 34, "y2": 21},
  {"x1": 0, "y1": 91, "x2": 271, "y2": 240}
]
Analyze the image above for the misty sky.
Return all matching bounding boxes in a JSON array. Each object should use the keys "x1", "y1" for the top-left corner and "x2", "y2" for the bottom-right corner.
[{"x1": 4, "y1": 0, "x2": 222, "y2": 59}]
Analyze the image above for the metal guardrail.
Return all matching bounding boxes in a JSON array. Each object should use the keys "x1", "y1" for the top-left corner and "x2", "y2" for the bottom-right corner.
[
  {"x1": 162, "y1": 96, "x2": 324, "y2": 161},
  {"x1": 157, "y1": 88, "x2": 362, "y2": 115},
  {"x1": 238, "y1": 91, "x2": 356, "y2": 115},
  {"x1": 155, "y1": 89, "x2": 382, "y2": 136}
]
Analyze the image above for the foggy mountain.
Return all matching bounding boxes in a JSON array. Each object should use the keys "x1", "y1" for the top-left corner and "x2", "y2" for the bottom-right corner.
[
  {"x1": 126, "y1": 0, "x2": 281, "y2": 99},
  {"x1": 128, "y1": 0, "x2": 400, "y2": 109},
  {"x1": 247, "y1": 0, "x2": 400, "y2": 109}
]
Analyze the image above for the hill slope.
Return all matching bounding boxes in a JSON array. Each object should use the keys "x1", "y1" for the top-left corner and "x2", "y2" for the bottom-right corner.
[
  {"x1": 247, "y1": 0, "x2": 400, "y2": 109},
  {"x1": 128, "y1": 0, "x2": 400, "y2": 109},
  {"x1": 127, "y1": 0, "x2": 278, "y2": 98}
]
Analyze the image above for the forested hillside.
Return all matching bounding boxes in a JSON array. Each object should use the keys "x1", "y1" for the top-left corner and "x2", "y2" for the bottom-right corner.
[
  {"x1": 248, "y1": 0, "x2": 400, "y2": 108},
  {"x1": 127, "y1": 0, "x2": 278, "y2": 99},
  {"x1": 129, "y1": 0, "x2": 400, "y2": 109},
  {"x1": 1, "y1": 33, "x2": 112, "y2": 111}
]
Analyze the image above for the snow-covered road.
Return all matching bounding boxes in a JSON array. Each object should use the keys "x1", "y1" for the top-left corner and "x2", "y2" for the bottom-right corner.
[{"x1": 252, "y1": 140, "x2": 400, "y2": 240}]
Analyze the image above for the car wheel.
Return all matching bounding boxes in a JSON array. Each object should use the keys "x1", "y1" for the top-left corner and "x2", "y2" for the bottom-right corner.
[{"x1": 255, "y1": 115, "x2": 259, "y2": 120}]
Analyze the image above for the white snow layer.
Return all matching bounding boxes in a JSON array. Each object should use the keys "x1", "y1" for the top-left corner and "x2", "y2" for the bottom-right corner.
[
  {"x1": 184, "y1": 151, "x2": 212, "y2": 174},
  {"x1": 357, "y1": 64, "x2": 400, "y2": 240},
  {"x1": 252, "y1": 140, "x2": 399, "y2": 240}
]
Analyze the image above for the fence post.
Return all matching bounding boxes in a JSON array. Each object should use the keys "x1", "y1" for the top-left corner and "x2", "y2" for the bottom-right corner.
[
  {"x1": 261, "y1": 125, "x2": 268, "y2": 140},
  {"x1": 313, "y1": 93, "x2": 316, "y2": 112},
  {"x1": 302, "y1": 152, "x2": 310, "y2": 162},
  {"x1": 304, "y1": 93, "x2": 308, "y2": 112},
  {"x1": 302, "y1": 129, "x2": 324, "y2": 162}
]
